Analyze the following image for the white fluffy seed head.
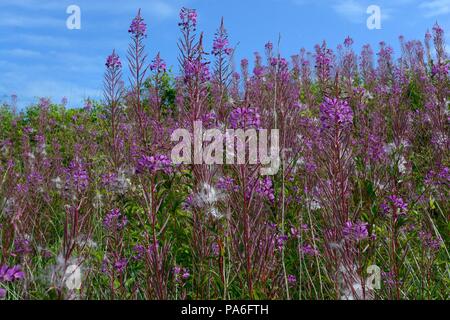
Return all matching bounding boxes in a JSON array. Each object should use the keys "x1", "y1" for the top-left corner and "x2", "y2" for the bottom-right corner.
[{"x1": 64, "y1": 264, "x2": 82, "y2": 290}]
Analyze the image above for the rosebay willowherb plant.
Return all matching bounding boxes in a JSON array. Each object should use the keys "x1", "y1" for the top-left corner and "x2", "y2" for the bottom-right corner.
[{"x1": 0, "y1": 7, "x2": 448, "y2": 300}]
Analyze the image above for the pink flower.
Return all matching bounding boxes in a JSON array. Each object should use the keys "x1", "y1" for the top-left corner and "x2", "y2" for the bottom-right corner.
[
  {"x1": 178, "y1": 7, "x2": 197, "y2": 29},
  {"x1": 320, "y1": 97, "x2": 353, "y2": 130},
  {"x1": 150, "y1": 52, "x2": 167, "y2": 73},
  {"x1": 128, "y1": 10, "x2": 147, "y2": 37},
  {"x1": 105, "y1": 50, "x2": 122, "y2": 69}
]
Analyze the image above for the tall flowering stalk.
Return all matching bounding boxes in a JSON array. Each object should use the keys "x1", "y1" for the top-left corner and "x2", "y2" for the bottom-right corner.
[
  {"x1": 314, "y1": 97, "x2": 367, "y2": 299},
  {"x1": 177, "y1": 7, "x2": 210, "y2": 122},
  {"x1": 135, "y1": 153, "x2": 173, "y2": 299},
  {"x1": 360, "y1": 44, "x2": 376, "y2": 88},
  {"x1": 211, "y1": 18, "x2": 233, "y2": 122},
  {"x1": 177, "y1": 7, "x2": 198, "y2": 66},
  {"x1": 127, "y1": 9, "x2": 149, "y2": 141},
  {"x1": 338, "y1": 36, "x2": 357, "y2": 94},
  {"x1": 381, "y1": 195, "x2": 408, "y2": 299},
  {"x1": 427, "y1": 24, "x2": 449, "y2": 164},
  {"x1": 102, "y1": 208, "x2": 128, "y2": 299},
  {"x1": 148, "y1": 52, "x2": 167, "y2": 121},
  {"x1": 103, "y1": 50, "x2": 124, "y2": 168},
  {"x1": 176, "y1": 7, "x2": 216, "y2": 298},
  {"x1": 56, "y1": 158, "x2": 94, "y2": 299},
  {"x1": 314, "y1": 41, "x2": 335, "y2": 93},
  {"x1": 265, "y1": 46, "x2": 305, "y2": 299}
]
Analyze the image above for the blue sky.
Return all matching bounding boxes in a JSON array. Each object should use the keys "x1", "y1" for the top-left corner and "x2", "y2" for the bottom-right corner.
[{"x1": 0, "y1": 0, "x2": 449, "y2": 109}]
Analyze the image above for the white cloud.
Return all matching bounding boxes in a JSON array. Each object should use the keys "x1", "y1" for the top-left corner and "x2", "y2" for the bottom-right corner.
[
  {"x1": 0, "y1": 13, "x2": 64, "y2": 28},
  {"x1": 419, "y1": 0, "x2": 450, "y2": 17},
  {"x1": 332, "y1": 0, "x2": 366, "y2": 23},
  {"x1": 0, "y1": 34, "x2": 73, "y2": 47},
  {"x1": 72, "y1": 0, "x2": 178, "y2": 20},
  {"x1": 149, "y1": 1, "x2": 176, "y2": 19},
  {"x1": 0, "y1": 48, "x2": 42, "y2": 58},
  {"x1": 0, "y1": 0, "x2": 62, "y2": 10},
  {"x1": 332, "y1": 0, "x2": 392, "y2": 23},
  {"x1": 0, "y1": 0, "x2": 178, "y2": 23}
]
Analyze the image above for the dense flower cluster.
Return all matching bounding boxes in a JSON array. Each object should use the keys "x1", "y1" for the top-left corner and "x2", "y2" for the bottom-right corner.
[
  {"x1": 425, "y1": 166, "x2": 450, "y2": 186},
  {"x1": 65, "y1": 160, "x2": 89, "y2": 192},
  {"x1": 315, "y1": 41, "x2": 334, "y2": 82},
  {"x1": 103, "y1": 208, "x2": 128, "y2": 231},
  {"x1": 212, "y1": 32, "x2": 232, "y2": 56},
  {"x1": 13, "y1": 238, "x2": 32, "y2": 256},
  {"x1": 136, "y1": 154, "x2": 172, "y2": 175},
  {"x1": 418, "y1": 231, "x2": 441, "y2": 251},
  {"x1": 229, "y1": 107, "x2": 261, "y2": 129},
  {"x1": 343, "y1": 221, "x2": 369, "y2": 242},
  {"x1": 150, "y1": 53, "x2": 167, "y2": 73},
  {"x1": 299, "y1": 244, "x2": 319, "y2": 257},
  {"x1": 0, "y1": 265, "x2": 24, "y2": 299},
  {"x1": 381, "y1": 195, "x2": 408, "y2": 217},
  {"x1": 217, "y1": 176, "x2": 239, "y2": 192},
  {"x1": 178, "y1": 7, "x2": 197, "y2": 29},
  {"x1": 183, "y1": 59, "x2": 210, "y2": 81},
  {"x1": 287, "y1": 274, "x2": 297, "y2": 286},
  {"x1": 173, "y1": 266, "x2": 190, "y2": 283},
  {"x1": 114, "y1": 258, "x2": 128, "y2": 273},
  {"x1": 319, "y1": 97, "x2": 353, "y2": 130},
  {"x1": 128, "y1": 10, "x2": 147, "y2": 37},
  {"x1": 0, "y1": 265, "x2": 24, "y2": 282},
  {"x1": 105, "y1": 50, "x2": 122, "y2": 69},
  {"x1": 256, "y1": 176, "x2": 275, "y2": 202}
]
